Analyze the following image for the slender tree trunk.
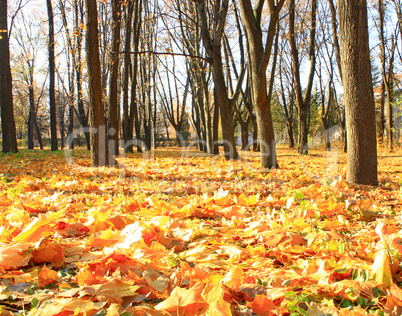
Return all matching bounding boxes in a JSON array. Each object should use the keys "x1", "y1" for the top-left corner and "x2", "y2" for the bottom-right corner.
[
  {"x1": 59, "y1": 0, "x2": 75, "y2": 149},
  {"x1": 339, "y1": 0, "x2": 378, "y2": 185},
  {"x1": 128, "y1": 0, "x2": 142, "y2": 153},
  {"x1": 28, "y1": 84, "x2": 35, "y2": 149},
  {"x1": 86, "y1": 0, "x2": 109, "y2": 166},
  {"x1": 213, "y1": 93, "x2": 220, "y2": 155},
  {"x1": 109, "y1": 0, "x2": 122, "y2": 157},
  {"x1": 201, "y1": 70, "x2": 213, "y2": 154},
  {"x1": 34, "y1": 119, "x2": 44, "y2": 149},
  {"x1": 68, "y1": 103, "x2": 74, "y2": 149},
  {"x1": 47, "y1": 0, "x2": 58, "y2": 151},
  {"x1": 240, "y1": 117, "x2": 250, "y2": 151},
  {"x1": 122, "y1": 0, "x2": 134, "y2": 150},
  {"x1": 379, "y1": 79, "x2": 385, "y2": 145},
  {"x1": 287, "y1": 120, "x2": 295, "y2": 148},
  {"x1": 0, "y1": 0, "x2": 18, "y2": 153},
  {"x1": 67, "y1": 56, "x2": 75, "y2": 149}
]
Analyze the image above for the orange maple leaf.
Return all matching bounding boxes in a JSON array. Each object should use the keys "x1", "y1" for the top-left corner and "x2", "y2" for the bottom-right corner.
[
  {"x1": 38, "y1": 265, "x2": 59, "y2": 287},
  {"x1": 30, "y1": 239, "x2": 64, "y2": 267},
  {"x1": 247, "y1": 294, "x2": 275, "y2": 316},
  {"x1": 155, "y1": 282, "x2": 207, "y2": 316}
]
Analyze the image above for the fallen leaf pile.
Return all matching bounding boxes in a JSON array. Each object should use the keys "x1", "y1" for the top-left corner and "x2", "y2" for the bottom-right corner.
[{"x1": 0, "y1": 146, "x2": 401, "y2": 315}]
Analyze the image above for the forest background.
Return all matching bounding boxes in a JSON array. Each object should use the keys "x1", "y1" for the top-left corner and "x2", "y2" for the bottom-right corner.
[{"x1": 1, "y1": 0, "x2": 401, "y2": 160}]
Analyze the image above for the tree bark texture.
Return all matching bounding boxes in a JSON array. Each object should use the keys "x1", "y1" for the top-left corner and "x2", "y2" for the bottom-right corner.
[
  {"x1": 339, "y1": 0, "x2": 378, "y2": 185},
  {"x1": 86, "y1": 0, "x2": 109, "y2": 166}
]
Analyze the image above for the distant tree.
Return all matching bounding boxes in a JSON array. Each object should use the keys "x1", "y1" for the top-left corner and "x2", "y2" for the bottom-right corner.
[
  {"x1": 75, "y1": 0, "x2": 90, "y2": 150},
  {"x1": 377, "y1": 0, "x2": 396, "y2": 150},
  {"x1": 173, "y1": 0, "x2": 214, "y2": 154},
  {"x1": 276, "y1": 35, "x2": 296, "y2": 149},
  {"x1": 0, "y1": 0, "x2": 18, "y2": 153},
  {"x1": 157, "y1": 54, "x2": 190, "y2": 147},
  {"x1": 193, "y1": 0, "x2": 240, "y2": 160},
  {"x1": 288, "y1": 0, "x2": 317, "y2": 154},
  {"x1": 13, "y1": 14, "x2": 46, "y2": 150},
  {"x1": 339, "y1": 0, "x2": 378, "y2": 185}
]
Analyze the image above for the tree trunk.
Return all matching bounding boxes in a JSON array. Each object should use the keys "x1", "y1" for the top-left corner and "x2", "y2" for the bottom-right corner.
[
  {"x1": 47, "y1": 0, "x2": 58, "y2": 151},
  {"x1": 108, "y1": 0, "x2": 122, "y2": 157},
  {"x1": 128, "y1": 0, "x2": 142, "y2": 153},
  {"x1": 213, "y1": 92, "x2": 220, "y2": 155},
  {"x1": 240, "y1": 118, "x2": 249, "y2": 151},
  {"x1": 0, "y1": 0, "x2": 18, "y2": 153},
  {"x1": 195, "y1": 0, "x2": 238, "y2": 160},
  {"x1": 34, "y1": 119, "x2": 44, "y2": 149},
  {"x1": 86, "y1": 0, "x2": 109, "y2": 166},
  {"x1": 379, "y1": 80, "x2": 385, "y2": 145},
  {"x1": 212, "y1": 58, "x2": 239, "y2": 159},
  {"x1": 287, "y1": 120, "x2": 295, "y2": 149},
  {"x1": 238, "y1": 0, "x2": 283, "y2": 168},
  {"x1": 339, "y1": 0, "x2": 378, "y2": 186},
  {"x1": 122, "y1": 0, "x2": 134, "y2": 150},
  {"x1": 201, "y1": 70, "x2": 213, "y2": 154},
  {"x1": 28, "y1": 85, "x2": 35, "y2": 149},
  {"x1": 289, "y1": 0, "x2": 317, "y2": 154}
]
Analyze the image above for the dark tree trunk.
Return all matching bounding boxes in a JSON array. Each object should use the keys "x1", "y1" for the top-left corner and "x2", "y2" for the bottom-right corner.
[
  {"x1": 47, "y1": 0, "x2": 58, "y2": 151},
  {"x1": 339, "y1": 0, "x2": 378, "y2": 185},
  {"x1": 191, "y1": 98, "x2": 203, "y2": 152},
  {"x1": 213, "y1": 93, "x2": 220, "y2": 155},
  {"x1": 28, "y1": 85, "x2": 35, "y2": 149},
  {"x1": 286, "y1": 119, "x2": 295, "y2": 149},
  {"x1": 128, "y1": 0, "x2": 142, "y2": 153},
  {"x1": 122, "y1": 0, "x2": 134, "y2": 150},
  {"x1": 34, "y1": 119, "x2": 44, "y2": 149},
  {"x1": 0, "y1": 0, "x2": 18, "y2": 153},
  {"x1": 240, "y1": 118, "x2": 250, "y2": 151},
  {"x1": 175, "y1": 130, "x2": 183, "y2": 147},
  {"x1": 379, "y1": 80, "x2": 385, "y2": 145},
  {"x1": 108, "y1": 0, "x2": 122, "y2": 157},
  {"x1": 321, "y1": 118, "x2": 331, "y2": 151},
  {"x1": 202, "y1": 72, "x2": 213, "y2": 154},
  {"x1": 68, "y1": 102, "x2": 74, "y2": 149},
  {"x1": 212, "y1": 55, "x2": 238, "y2": 159},
  {"x1": 86, "y1": 0, "x2": 109, "y2": 166},
  {"x1": 251, "y1": 115, "x2": 258, "y2": 151}
]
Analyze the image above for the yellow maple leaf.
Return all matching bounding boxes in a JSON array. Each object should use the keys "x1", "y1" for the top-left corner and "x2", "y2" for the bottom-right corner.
[{"x1": 372, "y1": 247, "x2": 392, "y2": 286}]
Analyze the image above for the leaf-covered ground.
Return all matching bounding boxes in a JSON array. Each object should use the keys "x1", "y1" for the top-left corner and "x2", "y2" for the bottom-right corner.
[{"x1": 0, "y1": 147, "x2": 402, "y2": 315}]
